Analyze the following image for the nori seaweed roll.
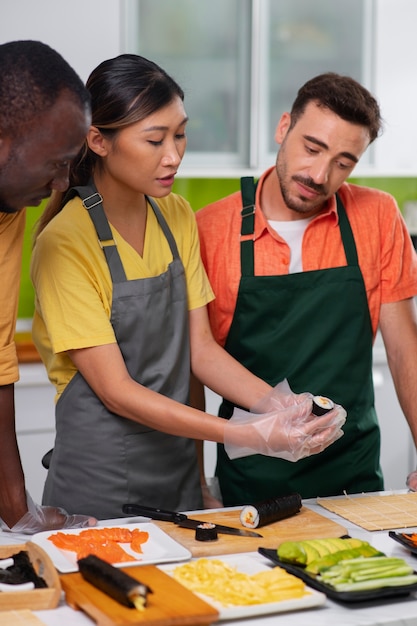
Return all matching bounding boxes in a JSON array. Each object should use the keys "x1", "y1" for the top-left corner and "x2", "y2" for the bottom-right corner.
[
  {"x1": 312, "y1": 395, "x2": 334, "y2": 416},
  {"x1": 195, "y1": 522, "x2": 218, "y2": 542},
  {"x1": 240, "y1": 493, "x2": 302, "y2": 529}
]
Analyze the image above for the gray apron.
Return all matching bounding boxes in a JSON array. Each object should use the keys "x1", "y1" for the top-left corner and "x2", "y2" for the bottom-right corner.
[
  {"x1": 42, "y1": 185, "x2": 202, "y2": 518},
  {"x1": 216, "y1": 177, "x2": 383, "y2": 505}
]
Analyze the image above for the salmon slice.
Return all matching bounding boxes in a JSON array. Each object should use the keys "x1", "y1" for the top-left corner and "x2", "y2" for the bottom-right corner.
[
  {"x1": 130, "y1": 528, "x2": 150, "y2": 553},
  {"x1": 75, "y1": 540, "x2": 136, "y2": 563},
  {"x1": 79, "y1": 527, "x2": 134, "y2": 543},
  {"x1": 48, "y1": 526, "x2": 149, "y2": 564}
]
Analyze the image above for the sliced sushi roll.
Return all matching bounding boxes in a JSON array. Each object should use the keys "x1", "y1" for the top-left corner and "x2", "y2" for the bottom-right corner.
[
  {"x1": 312, "y1": 395, "x2": 334, "y2": 416},
  {"x1": 240, "y1": 493, "x2": 302, "y2": 529},
  {"x1": 195, "y1": 522, "x2": 218, "y2": 542}
]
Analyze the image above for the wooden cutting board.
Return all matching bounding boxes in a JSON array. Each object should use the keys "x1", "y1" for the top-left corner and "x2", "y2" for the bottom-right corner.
[
  {"x1": 0, "y1": 611, "x2": 46, "y2": 626},
  {"x1": 61, "y1": 564, "x2": 219, "y2": 626},
  {"x1": 153, "y1": 506, "x2": 347, "y2": 557}
]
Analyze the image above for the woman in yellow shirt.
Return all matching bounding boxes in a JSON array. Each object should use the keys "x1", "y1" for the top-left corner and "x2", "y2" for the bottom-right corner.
[{"x1": 31, "y1": 54, "x2": 345, "y2": 519}]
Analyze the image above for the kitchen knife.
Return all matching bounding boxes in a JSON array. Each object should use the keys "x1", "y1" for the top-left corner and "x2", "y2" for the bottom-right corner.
[{"x1": 122, "y1": 504, "x2": 263, "y2": 538}]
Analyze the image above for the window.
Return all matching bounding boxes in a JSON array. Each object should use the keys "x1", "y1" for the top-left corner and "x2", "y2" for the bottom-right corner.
[{"x1": 123, "y1": 0, "x2": 373, "y2": 174}]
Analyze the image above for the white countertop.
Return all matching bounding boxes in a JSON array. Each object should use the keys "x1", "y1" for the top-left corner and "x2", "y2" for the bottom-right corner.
[{"x1": 3, "y1": 491, "x2": 417, "y2": 626}]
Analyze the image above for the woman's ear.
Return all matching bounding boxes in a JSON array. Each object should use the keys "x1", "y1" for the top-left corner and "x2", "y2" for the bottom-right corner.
[{"x1": 87, "y1": 126, "x2": 109, "y2": 157}]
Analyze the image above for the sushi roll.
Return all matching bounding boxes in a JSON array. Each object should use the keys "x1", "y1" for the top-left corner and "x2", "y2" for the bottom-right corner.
[
  {"x1": 240, "y1": 493, "x2": 302, "y2": 529},
  {"x1": 312, "y1": 395, "x2": 334, "y2": 416},
  {"x1": 78, "y1": 555, "x2": 152, "y2": 610},
  {"x1": 195, "y1": 522, "x2": 218, "y2": 542}
]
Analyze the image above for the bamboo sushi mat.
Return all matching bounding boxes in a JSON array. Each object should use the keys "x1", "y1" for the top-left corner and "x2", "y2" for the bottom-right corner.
[{"x1": 317, "y1": 492, "x2": 417, "y2": 531}]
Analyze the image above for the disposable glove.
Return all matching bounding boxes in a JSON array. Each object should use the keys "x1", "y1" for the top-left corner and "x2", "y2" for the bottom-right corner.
[
  {"x1": 224, "y1": 380, "x2": 346, "y2": 461},
  {"x1": 0, "y1": 492, "x2": 96, "y2": 534},
  {"x1": 406, "y1": 471, "x2": 417, "y2": 491}
]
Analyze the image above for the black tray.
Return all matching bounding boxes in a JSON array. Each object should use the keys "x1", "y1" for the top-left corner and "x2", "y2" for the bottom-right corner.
[
  {"x1": 389, "y1": 531, "x2": 417, "y2": 556},
  {"x1": 258, "y1": 547, "x2": 417, "y2": 604}
]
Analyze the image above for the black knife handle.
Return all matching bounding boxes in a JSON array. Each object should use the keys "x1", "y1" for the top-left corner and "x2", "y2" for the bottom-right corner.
[{"x1": 122, "y1": 503, "x2": 186, "y2": 522}]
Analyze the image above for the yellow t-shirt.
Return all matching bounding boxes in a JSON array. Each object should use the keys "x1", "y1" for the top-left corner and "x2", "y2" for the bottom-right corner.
[
  {"x1": 0, "y1": 209, "x2": 25, "y2": 385},
  {"x1": 31, "y1": 193, "x2": 214, "y2": 397}
]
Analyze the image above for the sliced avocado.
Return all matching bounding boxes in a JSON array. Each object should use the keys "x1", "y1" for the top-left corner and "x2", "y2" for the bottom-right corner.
[
  {"x1": 305, "y1": 544, "x2": 384, "y2": 575},
  {"x1": 300, "y1": 542, "x2": 320, "y2": 564},
  {"x1": 343, "y1": 537, "x2": 367, "y2": 549},
  {"x1": 305, "y1": 540, "x2": 332, "y2": 558},
  {"x1": 323, "y1": 537, "x2": 353, "y2": 552},
  {"x1": 277, "y1": 541, "x2": 307, "y2": 565}
]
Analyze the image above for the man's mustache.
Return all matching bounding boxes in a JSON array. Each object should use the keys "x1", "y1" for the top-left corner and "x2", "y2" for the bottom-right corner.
[{"x1": 292, "y1": 176, "x2": 326, "y2": 195}]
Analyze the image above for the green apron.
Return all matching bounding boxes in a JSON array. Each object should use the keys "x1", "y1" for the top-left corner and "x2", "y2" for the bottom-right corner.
[{"x1": 217, "y1": 177, "x2": 383, "y2": 505}]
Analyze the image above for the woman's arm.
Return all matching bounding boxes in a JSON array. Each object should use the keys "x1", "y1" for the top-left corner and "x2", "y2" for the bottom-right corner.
[
  {"x1": 68, "y1": 342, "x2": 227, "y2": 442},
  {"x1": 189, "y1": 305, "x2": 271, "y2": 407}
]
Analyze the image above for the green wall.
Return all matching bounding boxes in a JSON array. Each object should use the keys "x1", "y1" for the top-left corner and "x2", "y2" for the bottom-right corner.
[{"x1": 18, "y1": 176, "x2": 417, "y2": 319}]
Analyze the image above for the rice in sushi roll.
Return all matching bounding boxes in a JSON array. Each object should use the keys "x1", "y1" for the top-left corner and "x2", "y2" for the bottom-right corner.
[{"x1": 312, "y1": 395, "x2": 334, "y2": 416}]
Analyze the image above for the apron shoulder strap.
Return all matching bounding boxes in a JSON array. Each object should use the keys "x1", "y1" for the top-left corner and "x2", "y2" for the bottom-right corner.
[
  {"x1": 146, "y1": 196, "x2": 181, "y2": 260},
  {"x1": 240, "y1": 176, "x2": 257, "y2": 276},
  {"x1": 66, "y1": 183, "x2": 127, "y2": 283},
  {"x1": 336, "y1": 193, "x2": 359, "y2": 266}
]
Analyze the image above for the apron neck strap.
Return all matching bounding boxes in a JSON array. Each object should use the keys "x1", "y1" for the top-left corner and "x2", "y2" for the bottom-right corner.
[
  {"x1": 335, "y1": 193, "x2": 359, "y2": 266},
  {"x1": 69, "y1": 183, "x2": 127, "y2": 283},
  {"x1": 240, "y1": 176, "x2": 257, "y2": 276},
  {"x1": 238, "y1": 177, "x2": 359, "y2": 276}
]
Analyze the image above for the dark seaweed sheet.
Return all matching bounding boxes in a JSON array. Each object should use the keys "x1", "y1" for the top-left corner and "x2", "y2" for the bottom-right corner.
[
  {"x1": 243, "y1": 493, "x2": 302, "y2": 528},
  {"x1": 0, "y1": 551, "x2": 47, "y2": 588},
  {"x1": 258, "y1": 547, "x2": 417, "y2": 604}
]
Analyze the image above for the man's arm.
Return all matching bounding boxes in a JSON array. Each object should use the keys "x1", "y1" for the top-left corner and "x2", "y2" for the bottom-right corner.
[
  {"x1": 379, "y1": 298, "x2": 417, "y2": 446},
  {"x1": 0, "y1": 384, "x2": 28, "y2": 527}
]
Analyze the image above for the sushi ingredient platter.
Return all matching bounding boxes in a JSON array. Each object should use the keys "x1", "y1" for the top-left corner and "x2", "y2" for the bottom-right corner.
[
  {"x1": 153, "y1": 506, "x2": 347, "y2": 557},
  {"x1": 317, "y1": 492, "x2": 417, "y2": 530},
  {"x1": 259, "y1": 547, "x2": 417, "y2": 603},
  {"x1": 31, "y1": 523, "x2": 191, "y2": 573},
  {"x1": 0, "y1": 542, "x2": 61, "y2": 611},
  {"x1": 160, "y1": 553, "x2": 326, "y2": 621},
  {"x1": 61, "y1": 564, "x2": 219, "y2": 626},
  {"x1": 389, "y1": 530, "x2": 417, "y2": 555}
]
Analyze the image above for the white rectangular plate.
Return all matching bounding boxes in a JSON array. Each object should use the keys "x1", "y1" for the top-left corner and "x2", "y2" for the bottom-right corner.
[
  {"x1": 160, "y1": 552, "x2": 326, "y2": 621},
  {"x1": 30, "y1": 522, "x2": 191, "y2": 573}
]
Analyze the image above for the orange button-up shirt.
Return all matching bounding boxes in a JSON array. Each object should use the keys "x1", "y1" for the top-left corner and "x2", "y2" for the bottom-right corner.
[{"x1": 197, "y1": 168, "x2": 417, "y2": 347}]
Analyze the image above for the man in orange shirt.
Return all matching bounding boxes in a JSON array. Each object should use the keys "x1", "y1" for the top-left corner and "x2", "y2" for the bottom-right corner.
[{"x1": 196, "y1": 72, "x2": 417, "y2": 505}]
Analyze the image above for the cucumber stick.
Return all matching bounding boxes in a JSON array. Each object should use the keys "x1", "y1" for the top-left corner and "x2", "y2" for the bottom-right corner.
[{"x1": 318, "y1": 556, "x2": 417, "y2": 592}]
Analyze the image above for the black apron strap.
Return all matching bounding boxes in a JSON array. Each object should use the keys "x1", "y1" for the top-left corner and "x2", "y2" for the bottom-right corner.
[
  {"x1": 336, "y1": 193, "x2": 359, "y2": 266},
  {"x1": 240, "y1": 177, "x2": 257, "y2": 276}
]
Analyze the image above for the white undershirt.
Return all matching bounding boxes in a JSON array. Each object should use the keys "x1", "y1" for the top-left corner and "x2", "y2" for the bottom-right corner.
[{"x1": 268, "y1": 218, "x2": 312, "y2": 273}]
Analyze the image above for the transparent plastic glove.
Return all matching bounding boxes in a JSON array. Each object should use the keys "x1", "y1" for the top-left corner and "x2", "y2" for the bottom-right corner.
[
  {"x1": 250, "y1": 379, "x2": 313, "y2": 414},
  {"x1": 224, "y1": 397, "x2": 346, "y2": 461},
  {"x1": 406, "y1": 470, "x2": 417, "y2": 491},
  {"x1": 0, "y1": 492, "x2": 97, "y2": 535}
]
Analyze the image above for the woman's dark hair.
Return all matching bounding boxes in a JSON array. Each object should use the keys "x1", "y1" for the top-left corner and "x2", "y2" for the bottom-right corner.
[
  {"x1": 70, "y1": 54, "x2": 184, "y2": 187},
  {"x1": 35, "y1": 54, "x2": 184, "y2": 238},
  {"x1": 289, "y1": 72, "x2": 382, "y2": 144}
]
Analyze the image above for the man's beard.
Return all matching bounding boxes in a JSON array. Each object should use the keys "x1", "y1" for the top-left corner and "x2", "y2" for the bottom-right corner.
[{"x1": 276, "y1": 153, "x2": 327, "y2": 216}]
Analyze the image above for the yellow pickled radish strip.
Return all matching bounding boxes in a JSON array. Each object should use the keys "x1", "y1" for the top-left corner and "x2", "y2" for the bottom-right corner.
[{"x1": 172, "y1": 558, "x2": 308, "y2": 606}]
